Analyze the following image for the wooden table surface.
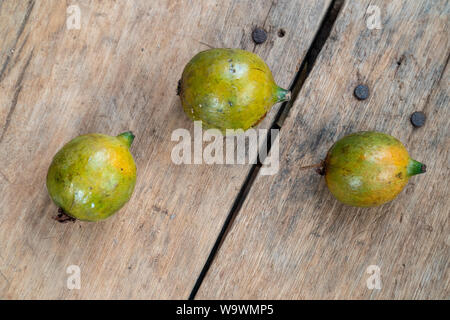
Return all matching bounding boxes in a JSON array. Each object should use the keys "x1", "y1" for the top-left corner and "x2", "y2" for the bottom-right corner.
[{"x1": 0, "y1": 0, "x2": 448, "y2": 299}]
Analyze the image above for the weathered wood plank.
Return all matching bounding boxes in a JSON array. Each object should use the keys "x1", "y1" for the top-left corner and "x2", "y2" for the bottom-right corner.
[
  {"x1": 197, "y1": 0, "x2": 449, "y2": 299},
  {"x1": 0, "y1": 0, "x2": 331, "y2": 298}
]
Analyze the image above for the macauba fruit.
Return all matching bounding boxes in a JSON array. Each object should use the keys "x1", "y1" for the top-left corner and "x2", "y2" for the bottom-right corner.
[
  {"x1": 46, "y1": 132, "x2": 137, "y2": 222},
  {"x1": 179, "y1": 48, "x2": 290, "y2": 133},
  {"x1": 323, "y1": 131, "x2": 426, "y2": 207}
]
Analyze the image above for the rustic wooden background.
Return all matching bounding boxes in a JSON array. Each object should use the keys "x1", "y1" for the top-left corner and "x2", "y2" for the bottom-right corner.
[{"x1": 0, "y1": 0, "x2": 448, "y2": 299}]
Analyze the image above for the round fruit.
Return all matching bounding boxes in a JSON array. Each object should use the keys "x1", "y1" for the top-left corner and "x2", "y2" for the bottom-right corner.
[
  {"x1": 46, "y1": 132, "x2": 137, "y2": 222},
  {"x1": 324, "y1": 131, "x2": 425, "y2": 207},
  {"x1": 178, "y1": 48, "x2": 290, "y2": 132}
]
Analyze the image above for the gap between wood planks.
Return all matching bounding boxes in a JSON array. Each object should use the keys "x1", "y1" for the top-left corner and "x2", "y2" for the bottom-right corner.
[{"x1": 188, "y1": 0, "x2": 345, "y2": 299}]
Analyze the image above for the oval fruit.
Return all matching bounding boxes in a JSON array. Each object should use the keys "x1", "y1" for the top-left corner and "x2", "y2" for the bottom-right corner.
[
  {"x1": 179, "y1": 48, "x2": 290, "y2": 132},
  {"x1": 324, "y1": 131, "x2": 426, "y2": 207},
  {"x1": 46, "y1": 132, "x2": 137, "y2": 221}
]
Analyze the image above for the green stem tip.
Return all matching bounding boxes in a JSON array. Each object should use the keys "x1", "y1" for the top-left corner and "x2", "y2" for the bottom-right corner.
[
  {"x1": 407, "y1": 158, "x2": 426, "y2": 177},
  {"x1": 276, "y1": 87, "x2": 291, "y2": 103},
  {"x1": 117, "y1": 131, "x2": 135, "y2": 148}
]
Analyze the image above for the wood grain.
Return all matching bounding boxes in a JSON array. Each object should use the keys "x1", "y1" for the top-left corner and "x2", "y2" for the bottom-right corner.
[
  {"x1": 197, "y1": 0, "x2": 450, "y2": 299},
  {"x1": 0, "y1": 0, "x2": 331, "y2": 298}
]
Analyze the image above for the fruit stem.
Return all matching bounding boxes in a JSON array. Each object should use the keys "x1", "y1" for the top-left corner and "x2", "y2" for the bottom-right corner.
[
  {"x1": 299, "y1": 161, "x2": 325, "y2": 175},
  {"x1": 407, "y1": 158, "x2": 426, "y2": 177},
  {"x1": 276, "y1": 87, "x2": 291, "y2": 103},
  {"x1": 299, "y1": 162, "x2": 323, "y2": 170},
  {"x1": 117, "y1": 131, "x2": 135, "y2": 148}
]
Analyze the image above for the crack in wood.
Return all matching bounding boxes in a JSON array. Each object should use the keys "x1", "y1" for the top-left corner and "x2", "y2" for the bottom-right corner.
[
  {"x1": 436, "y1": 52, "x2": 449, "y2": 85},
  {"x1": 0, "y1": 0, "x2": 34, "y2": 83},
  {"x1": 0, "y1": 49, "x2": 34, "y2": 144},
  {"x1": 416, "y1": 51, "x2": 449, "y2": 117},
  {"x1": 275, "y1": 0, "x2": 345, "y2": 128},
  {"x1": 0, "y1": 34, "x2": 30, "y2": 84},
  {"x1": 188, "y1": 0, "x2": 345, "y2": 300}
]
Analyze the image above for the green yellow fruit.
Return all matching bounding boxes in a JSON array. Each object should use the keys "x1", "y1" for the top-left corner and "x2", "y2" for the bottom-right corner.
[
  {"x1": 179, "y1": 48, "x2": 290, "y2": 132},
  {"x1": 46, "y1": 132, "x2": 137, "y2": 221},
  {"x1": 324, "y1": 131, "x2": 425, "y2": 207}
]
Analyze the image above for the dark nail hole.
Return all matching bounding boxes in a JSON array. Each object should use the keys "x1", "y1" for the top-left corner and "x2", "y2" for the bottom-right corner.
[{"x1": 277, "y1": 28, "x2": 286, "y2": 38}]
